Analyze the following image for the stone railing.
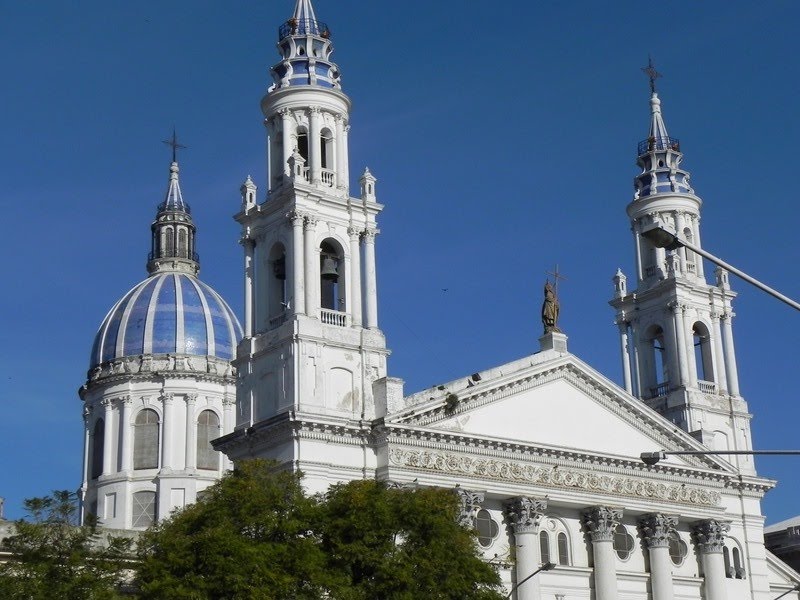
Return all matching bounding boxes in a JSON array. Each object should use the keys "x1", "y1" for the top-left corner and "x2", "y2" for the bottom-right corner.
[
  {"x1": 320, "y1": 308, "x2": 349, "y2": 327},
  {"x1": 321, "y1": 168, "x2": 336, "y2": 188},
  {"x1": 698, "y1": 380, "x2": 718, "y2": 394},
  {"x1": 649, "y1": 381, "x2": 670, "y2": 399}
]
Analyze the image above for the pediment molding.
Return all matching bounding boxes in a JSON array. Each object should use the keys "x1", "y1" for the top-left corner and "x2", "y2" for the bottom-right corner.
[{"x1": 390, "y1": 359, "x2": 726, "y2": 471}]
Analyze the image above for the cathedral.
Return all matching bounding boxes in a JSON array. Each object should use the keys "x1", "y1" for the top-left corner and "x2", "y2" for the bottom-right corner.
[{"x1": 78, "y1": 1, "x2": 800, "y2": 598}]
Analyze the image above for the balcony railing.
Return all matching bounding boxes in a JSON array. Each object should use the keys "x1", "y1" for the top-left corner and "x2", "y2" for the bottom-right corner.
[
  {"x1": 697, "y1": 380, "x2": 718, "y2": 394},
  {"x1": 320, "y1": 308, "x2": 349, "y2": 327},
  {"x1": 638, "y1": 136, "x2": 681, "y2": 155},
  {"x1": 279, "y1": 18, "x2": 331, "y2": 40},
  {"x1": 321, "y1": 168, "x2": 336, "y2": 188},
  {"x1": 648, "y1": 382, "x2": 670, "y2": 399},
  {"x1": 686, "y1": 262, "x2": 697, "y2": 274},
  {"x1": 269, "y1": 312, "x2": 287, "y2": 329},
  {"x1": 644, "y1": 265, "x2": 658, "y2": 278}
]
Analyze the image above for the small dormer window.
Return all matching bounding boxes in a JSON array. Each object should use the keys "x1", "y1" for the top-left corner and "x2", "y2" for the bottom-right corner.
[{"x1": 298, "y1": 46, "x2": 305, "y2": 56}]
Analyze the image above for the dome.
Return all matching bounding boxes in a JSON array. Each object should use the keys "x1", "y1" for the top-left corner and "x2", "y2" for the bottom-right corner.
[{"x1": 89, "y1": 272, "x2": 242, "y2": 369}]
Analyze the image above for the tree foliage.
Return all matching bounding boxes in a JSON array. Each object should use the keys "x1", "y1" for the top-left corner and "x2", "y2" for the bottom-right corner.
[
  {"x1": 0, "y1": 490, "x2": 132, "y2": 600},
  {"x1": 136, "y1": 460, "x2": 504, "y2": 600}
]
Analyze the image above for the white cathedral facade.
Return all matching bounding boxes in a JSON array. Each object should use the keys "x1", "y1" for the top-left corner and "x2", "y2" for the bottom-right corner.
[{"x1": 79, "y1": 1, "x2": 800, "y2": 598}]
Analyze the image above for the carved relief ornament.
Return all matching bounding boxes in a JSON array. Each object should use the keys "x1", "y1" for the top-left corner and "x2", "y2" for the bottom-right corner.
[
  {"x1": 388, "y1": 448, "x2": 722, "y2": 507},
  {"x1": 504, "y1": 496, "x2": 547, "y2": 534},
  {"x1": 582, "y1": 506, "x2": 623, "y2": 542},
  {"x1": 454, "y1": 488, "x2": 484, "y2": 528},
  {"x1": 639, "y1": 513, "x2": 678, "y2": 549},
  {"x1": 692, "y1": 519, "x2": 730, "y2": 554}
]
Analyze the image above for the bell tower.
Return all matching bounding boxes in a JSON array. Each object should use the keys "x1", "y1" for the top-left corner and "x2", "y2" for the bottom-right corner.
[
  {"x1": 219, "y1": 0, "x2": 389, "y2": 485},
  {"x1": 609, "y1": 74, "x2": 754, "y2": 474}
]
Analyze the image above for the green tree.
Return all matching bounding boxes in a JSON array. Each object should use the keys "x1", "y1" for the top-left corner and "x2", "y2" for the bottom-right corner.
[
  {"x1": 0, "y1": 490, "x2": 132, "y2": 600},
  {"x1": 136, "y1": 460, "x2": 504, "y2": 600}
]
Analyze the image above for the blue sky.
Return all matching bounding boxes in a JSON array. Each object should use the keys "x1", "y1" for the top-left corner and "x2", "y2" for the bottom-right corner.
[{"x1": 1, "y1": 1, "x2": 798, "y2": 523}]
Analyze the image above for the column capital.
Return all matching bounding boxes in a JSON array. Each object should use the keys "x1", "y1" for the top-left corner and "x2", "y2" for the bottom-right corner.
[
  {"x1": 288, "y1": 210, "x2": 307, "y2": 226},
  {"x1": 239, "y1": 236, "x2": 255, "y2": 249},
  {"x1": 304, "y1": 216, "x2": 318, "y2": 230},
  {"x1": 348, "y1": 225, "x2": 363, "y2": 239},
  {"x1": 454, "y1": 488, "x2": 484, "y2": 528},
  {"x1": 222, "y1": 395, "x2": 236, "y2": 407},
  {"x1": 582, "y1": 506, "x2": 623, "y2": 542},
  {"x1": 278, "y1": 107, "x2": 292, "y2": 118},
  {"x1": 692, "y1": 519, "x2": 730, "y2": 554},
  {"x1": 100, "y1": 398, "x2": 114, "y2": 410},
  {"x1": 186, "y1": 393, "x2": 198, "y2": 404},
  {"x1": 639, "y1": 513, "x2": 678, "y2": 549},
  {"x1": 309, "y1": 105, "x2": 322, "y2": 115},
  {"x1": 160, "y1": 392, "x2": 175, "y2": 405},
  {"x1": 362, "y1": 228, "x2": 378, "y2": 242},
  {"x1": 504, "y1": 496, "x2": 548, "y2": 534}
]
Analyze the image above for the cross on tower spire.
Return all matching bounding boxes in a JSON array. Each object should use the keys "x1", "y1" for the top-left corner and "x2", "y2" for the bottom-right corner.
[
  {"x1": 641, "y1": 55, "x2": 662, "y2": 95},
  {"x1": 162, "y1": 128, "x2": 187, "y2": 163}
]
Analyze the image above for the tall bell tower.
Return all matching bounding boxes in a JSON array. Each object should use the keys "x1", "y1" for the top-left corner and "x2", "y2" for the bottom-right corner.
[
  {"x1": 609, "y1": 74, "x2": 754, "y2": 474},
  {"x1": 217, "y1": 0, "x2": 390, "y2": 488}
]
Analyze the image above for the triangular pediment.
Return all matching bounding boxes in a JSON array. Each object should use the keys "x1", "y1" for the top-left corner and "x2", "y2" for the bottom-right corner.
[{"x1": 388, "y1": 350, "x2": 733, "y2": 472}]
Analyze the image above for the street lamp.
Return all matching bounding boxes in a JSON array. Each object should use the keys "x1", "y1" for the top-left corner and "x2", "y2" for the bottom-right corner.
[
  {"x1": 641, "y1": 450, "x2": 800, "y2": 466},
  {"x1": 639, "y1": 223, "x2": 800, "y2": 312},
  {"x1": 505, "y1": 562, "x2": 556, "y2": 599}
]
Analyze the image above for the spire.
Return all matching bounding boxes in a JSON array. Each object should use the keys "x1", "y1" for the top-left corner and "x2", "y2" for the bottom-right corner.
[
  {"x1": 147, "y1": 150, "x2": 199, "y2": 276},
  {"x1": 271, "y1": 0, "x2": 339, "y2": 90},
  {"x1": 632, "y1": 64, "x2": 693, "y2": 201},
  {"x1": 292, "y1": 0, "x2": 317, "y2": 25}
]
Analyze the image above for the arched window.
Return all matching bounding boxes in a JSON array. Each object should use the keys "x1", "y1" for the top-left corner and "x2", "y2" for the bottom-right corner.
[
  {"x1": 693, "y1": 322, "x2": 715, "y2": 385},
  {"x1": 132, "y1": 491, "x2": 156, "y2": 528},
  {"x1": 320, "y1": 239, "x2": 346, "y2": 316},
  {"x1": 164, "y1": 227, "x2": 174, "y2": 257},
  {"x1": 644, "y1": 325, "x2": 669, "y2": 398},
  {"x1": 732, "y1": 546, "x2": 745, "y2": 579},
  {"x1": 557, "y1": 532, "x2": 569, "y2": 565},
  {"x1": 91, "y1": 419, "x2": 104, "y2": 479},
  {"x1": 267, "y1": 243, "x2": 287, "y2": 328},
  {"x1": 297, "y1": 127, "x2": 309, "y2": 163},
  {"x1": 134, "y1": 409, "x2": 159, "y2": 470},
  {"x1": 723, "y1": 546, "x2": 732, "y2": 577},
  {"x1": 197, "y1": 410, "x2": 221, "y2": 471},
  {"x1": 177, "y1": 228, "x2": 188, "y2": 258},
  {"x1": 683, "y1": 226, "x2": 697, "y2": 272},
  {"x1": 539, "y1": 531, "x2": 551, "y2": 564},
  {"x1": 474, "y1": 509, "x2": 499, "y2": 548}
]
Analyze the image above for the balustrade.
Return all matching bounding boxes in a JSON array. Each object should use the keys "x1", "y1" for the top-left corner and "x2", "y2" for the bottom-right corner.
[
  {"x1": 320, "y1": 308, "x2": 349, "y2": 327},
  {"x1": 698, "y1": 380, "x2": 718, "y2": 394}
]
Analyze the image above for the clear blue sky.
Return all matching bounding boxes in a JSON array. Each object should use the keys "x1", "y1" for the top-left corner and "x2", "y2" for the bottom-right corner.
[{"x1": 1, "y1": 1, "x2": 798, "y2": 523}]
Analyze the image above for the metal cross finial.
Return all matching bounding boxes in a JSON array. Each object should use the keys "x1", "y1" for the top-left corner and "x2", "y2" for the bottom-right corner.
[
  {"x1": 545, "y1": 264, "x2": 567, "y2": 295},
  {"x1": 162, "y1": 128, "x2": 187, "y2": 163},
  {"x1": 642, "y1": 55, "x2": 662, "y2": 95}
]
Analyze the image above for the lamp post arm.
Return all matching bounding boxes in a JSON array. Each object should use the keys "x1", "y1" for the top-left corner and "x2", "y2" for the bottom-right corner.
[
  {"x1": 772, "y1": 584, "x2": 800, "y2": 600},
  {"x1": 670, "y1": 232, "x2": 800, "y2": 312},
  {"x1": 641, "y1": 449, "x2": 800, "y2": 465},
  {"x1": 505, "y1": 563, "x2": 555, "y2": 599}
]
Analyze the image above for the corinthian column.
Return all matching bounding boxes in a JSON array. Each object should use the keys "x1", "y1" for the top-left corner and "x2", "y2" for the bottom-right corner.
[
  {"x1": 289, "y1": 212, "x2": 305, "y2": 315},
  {"x1": 304, "y1": 217, "x2": 318, "y2": 316},
  {"x1": 582, "y1": 506, "x2": 622, "y2": 600},
  {"x1": 101, "y1": 399, "x2": 114, "y2": 476},
  {"x1": 692, "y1": 520, "x2": 730, "y2": 600},
  {"x1": 505, "y1": 497, "x2": 548, "y2": 600},
  {"x1": 639, "y1": 514, "x2": 677, "y2": 600},
  {"x1": 348, "y1": 226, "x2": 363, "y2": 326}
]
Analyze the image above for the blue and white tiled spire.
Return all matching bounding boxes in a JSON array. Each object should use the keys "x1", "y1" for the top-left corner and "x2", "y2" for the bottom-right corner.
[
  {"x1": 270, "y1": 0, "x2": 341, "y2": 90},
  {"x1": 147, "y1": 160, "x2": 199, "y2": 276},
  {"x1": 633, "y1": 92, "x2": 694, "y2": 200}
]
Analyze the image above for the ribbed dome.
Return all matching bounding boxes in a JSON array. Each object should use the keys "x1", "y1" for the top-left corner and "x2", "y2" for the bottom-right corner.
[{"x1": 89, "y1": 273, "x2": 242, "y2": 369}]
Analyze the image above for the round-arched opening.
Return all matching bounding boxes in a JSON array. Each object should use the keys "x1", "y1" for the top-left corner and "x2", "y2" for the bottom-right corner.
[
  {"x1": 692, "y1": 321, "x2": 715, "y2": 385},
  {"x1": 643, "y1": 324, "x2": 668, "y2": 398},
  {"x1": 320, "y1": 239, "x2": 346, "y2": 316}
]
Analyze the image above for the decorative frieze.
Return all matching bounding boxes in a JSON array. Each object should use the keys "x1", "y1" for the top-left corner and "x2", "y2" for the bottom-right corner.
[
  {"x1": 388, "y1": 448, "x2": 722, "y2": 507},
  {"x1": 504, "y1": 496, "x2": 547, "y2": 534},
  {"x1": 86, "y1": 354, "x2": 235, "y2": 384},
  {"x1": 692, "y1": 519, "x2": 730, "y2": 554},
  {"x1": 583, "y1": 506, "x2": 623, "y2": 542},
  {"x1": 639, "y1": 513, "x2": 678, "y2": 548}
]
